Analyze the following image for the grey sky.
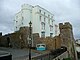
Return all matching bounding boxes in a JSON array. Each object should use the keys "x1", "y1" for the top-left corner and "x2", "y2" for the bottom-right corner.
[{"x1": 0, "y1": 0, "x2": 80, "y2": 39}]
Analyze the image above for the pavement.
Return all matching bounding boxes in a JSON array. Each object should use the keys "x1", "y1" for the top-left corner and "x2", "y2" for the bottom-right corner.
[{"x1": 0, "y1": 47, "x2": 39, "y2": 60}]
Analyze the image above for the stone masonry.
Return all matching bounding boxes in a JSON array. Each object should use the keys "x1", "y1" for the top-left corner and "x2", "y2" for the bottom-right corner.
[
  {"x1": 0, "y1": 22, "x2": 77, "y2": 60},
  {"x1": 59, "y1": 22, "x2": 77, "y2": 60},
  {"x1": 0, "y1": 26, "x2": 30, "y2": 48}
]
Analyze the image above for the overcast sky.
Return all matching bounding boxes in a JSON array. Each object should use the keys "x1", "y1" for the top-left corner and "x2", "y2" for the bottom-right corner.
[{"x1": 0, "y1": 0, "x2": 80, "y2": 39}]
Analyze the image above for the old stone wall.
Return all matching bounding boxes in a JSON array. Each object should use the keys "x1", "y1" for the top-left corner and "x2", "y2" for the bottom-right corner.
[
  {"x1": 0, "y1": 31, "x2": 21, "y2": 48},
  {"x1": 0, "y1": 22, "x2": 77, "y2": 60},
  {"x1": 0, "y1": 26, "x2": 30, "y2": 48},
  {"x1": 0, "y1": 28, "x2": 62, "y2": 50},
  {"x1": 33, "y1": 33, "x2": 62, "y2": 50},
  {"x1": 59, "y1": 22, "x2": 77, "y2": 60}
]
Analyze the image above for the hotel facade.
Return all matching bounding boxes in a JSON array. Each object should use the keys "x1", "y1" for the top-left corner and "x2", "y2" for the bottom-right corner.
[{"x1": 14, "y1": 4, "x2": 59, "y2": 37}]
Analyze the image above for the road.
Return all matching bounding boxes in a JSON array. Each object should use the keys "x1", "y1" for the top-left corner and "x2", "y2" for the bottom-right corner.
[{"x1": 0, "y1": 47, "x2": 39, "y2": 60}]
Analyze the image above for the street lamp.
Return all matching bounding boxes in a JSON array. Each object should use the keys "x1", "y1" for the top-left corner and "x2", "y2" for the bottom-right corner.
[{"x1": 28, "y1": 21, "x2": 32, "y2": 60}]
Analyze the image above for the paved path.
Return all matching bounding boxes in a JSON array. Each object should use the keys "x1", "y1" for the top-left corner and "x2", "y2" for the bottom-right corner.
[{"x1": 0, "y1": 47, "x2": 39, "y2": 60}]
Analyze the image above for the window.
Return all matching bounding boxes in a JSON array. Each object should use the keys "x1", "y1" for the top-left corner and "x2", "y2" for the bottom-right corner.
[
  {"x1": 16, "y1": 21, "x2": 18, "y2": 23},
  {"x1": 44, "y1": 12, "x2": 46, "y2": 22},
  {"x1": 16, "y1": 27, "x2": 17, "y2": 30},
  {"x1": 48, "y1": 20, "x2": 50, "y2": 24},
  {"x1": 50, "y1": 25, "x2": 53, "y2": 31},
  {"x1": 41, "y1": 31, "x2": 45, "y2": 37},
  {"x1": 36, "y1": 44, "x2": 46, "y2": 48},
  {"x1": 41, "y1": 22, "x2": 45, "y2": 30},
  {"x1": 44, "y1": 12, "x2": 45, "y2": 15},
  {"x1": 40, "y1": 16, "x2": 41, "y2": 21},
  {"x1": 48, "y1": 15, "x2": 50, "y2": 18},
  {"x1": 22, "y1": 16, "x2": 24, "y2": 20},
  {"x1": 16, "y1": 27, "x2": 17, "y2": 28},
  {"x1": 39, "y1": 10, "x2": 41, "y2": 13},
  {"x1": 22, "y1": 22, "x2": 23, "y2": 25},
  {"x1": 44, "y1": 17, "x2": 45, "y2": 22},
  {"x1": 51, "y1": 16, "x2": 53, "y2": 19},
  {"x1": 52, "y1": 20, "x2": 53, "y2": 25},
  {"x1": 48, "y1": 15, "x2": 50, "y2": 24},
  {"x1": 16, "y1": 16, "x2": 18, "y2": 19},
  {"x1": 50, "y1": 33, "x2": 53, "y2": 37}
]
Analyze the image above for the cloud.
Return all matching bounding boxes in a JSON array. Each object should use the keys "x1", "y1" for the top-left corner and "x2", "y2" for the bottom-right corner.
[{"x1": 0, "y1": 0, "x2": 80, "y2": 39}]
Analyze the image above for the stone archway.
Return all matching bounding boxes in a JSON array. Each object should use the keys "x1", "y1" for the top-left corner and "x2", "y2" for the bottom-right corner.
[{"x1": 7, "y1": 37, "x2": 10, "y2": 47}]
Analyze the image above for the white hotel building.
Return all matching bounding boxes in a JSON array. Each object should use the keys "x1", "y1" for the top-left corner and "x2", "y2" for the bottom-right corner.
[{"x1": 14, "y1": 4, "x2": 59, "y2": 37}]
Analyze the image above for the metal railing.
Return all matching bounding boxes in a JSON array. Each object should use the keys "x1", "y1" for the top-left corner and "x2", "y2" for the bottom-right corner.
[{"x1": 26, "y1": 47, "x2": 68, "y2": 60}]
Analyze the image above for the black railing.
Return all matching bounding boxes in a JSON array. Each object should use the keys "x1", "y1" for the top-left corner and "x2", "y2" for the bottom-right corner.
[
  {"x1": 31, "y1": 47, "x2": 67, "y2": 60},
  {"x1": 0, "y1": 51, "x2": 12, "y2": 60},
  {"x1": 0, "y1": 55, "x2": 12, "y2": 60}
]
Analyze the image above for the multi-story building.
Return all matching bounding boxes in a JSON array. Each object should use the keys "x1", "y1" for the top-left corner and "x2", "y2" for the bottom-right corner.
[
  {"x1": 75, "y1": 39, "x2": 80, "y2": 59},
  {"x1": 14, "y1": 4, "x2": 59, "y2": 37}
]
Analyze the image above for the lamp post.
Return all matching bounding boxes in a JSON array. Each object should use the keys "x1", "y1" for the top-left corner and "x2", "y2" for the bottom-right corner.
[{"x1": 29, "y1": 21, "x2": 32, "y2": 60}]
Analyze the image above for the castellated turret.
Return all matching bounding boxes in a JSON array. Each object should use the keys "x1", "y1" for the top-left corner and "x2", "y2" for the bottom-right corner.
[
  {"x1": 59, "y1": 22, "x2": 72, "y2": 31},
  {"x1": 21, "y1": 4, "x2": 33, "y2": 10},
  {"x1": 59, "y1": 22, "x2": 74, "y2": 42},
  {"x1": 59, "y1": 22, "x2": 77, "y2": 60}
]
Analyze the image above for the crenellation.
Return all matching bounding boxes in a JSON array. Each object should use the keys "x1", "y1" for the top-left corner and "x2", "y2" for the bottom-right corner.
[
  {"x1": 59, "y1": 22, "x2": 72, "y2": 30},
  {"x1": 59, "y1": 23, "x2": 63, "y2": 29},
  {"x1": 59, "y1": 22, "x2": 77, "y2": 60},
  {"x1": 64, "y1": 22, "x2": 72, "y2": 29}
]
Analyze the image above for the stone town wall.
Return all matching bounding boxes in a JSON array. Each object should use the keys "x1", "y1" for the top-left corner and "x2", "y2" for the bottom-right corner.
[
  {"x1": 0, "y1": 27, "x2": 62, "y2": 50},
  {"x1": 0, "y1": 22, "x2": 77, "y2": 60},
  {"x1": 0, "y1": 26, "x2": 30, "y2": 48},
  {"x1": 33, "y1": 33, "x2": 62, "y2": 50},
  {"x1": 59, "y1": 22, "x2": 77, "y2": 60}
]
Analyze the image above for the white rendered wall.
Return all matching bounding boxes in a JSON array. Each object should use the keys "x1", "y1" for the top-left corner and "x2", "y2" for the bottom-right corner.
[
  {"x1": 32, "y1": 5, "x2": 55, "y2": 37},
  {"x1": 14, "y1": 11, "x2": 22, "y2": 31},
  {"x1": 14, "y1": 4, "x2": 33, "y2": 31},
  {"x1": 32, "y1": 6, "x2": 41, "y2": 35},
  {"x1": 21, "y1": 4, "x2": 33, "y2": 27},
  {"x1": 55, "y1": 24, "x2": 60, "y2": 36},
  {"x1": 14, "y1": 4, "x2": 57, "y2": 37}
]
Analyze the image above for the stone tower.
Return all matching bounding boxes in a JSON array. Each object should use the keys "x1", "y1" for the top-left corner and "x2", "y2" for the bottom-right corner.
[{"x1": 59, "y1": 22, "x2": 77, "y2": 60}]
